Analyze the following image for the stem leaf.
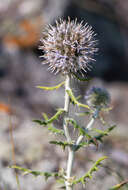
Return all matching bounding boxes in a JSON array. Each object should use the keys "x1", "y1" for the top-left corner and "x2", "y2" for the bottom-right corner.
[
  {"x1": 66, "y1": 89, "x2": 90, "y2": 109},
  {"x1": 33, "y1": 109, "x2": 65, "y2": 125},
  {"x1": 43, "y1": 113, "x2": 64, "y2": 135},
  {"x1": 89, "y1": 125, "x2": 116, "y2": 145},
  {"x1": 37, "y1": 81, "x2": 65, "y2": 90},
  {"x1": 109, "y1": 179, "x2": 128, "y2": 190},
  {"x1": 73, "y1": 156, "x2": 107, "y2": 185},
  {"x1": 74, "y1": 142, "x2": 88, "y2": 151},
  {"x1": 66, "y1": 118, "x2": 91, "y2": 138},
  {"x1": 10, "y1": 165, "x2": 61, "y2": 181},
  {"x1": 50, "y1": 140, "x2": 73, "y2": 150},
  {"x1": 75, "y1": 111, "x2": 91, "y2": 116}
]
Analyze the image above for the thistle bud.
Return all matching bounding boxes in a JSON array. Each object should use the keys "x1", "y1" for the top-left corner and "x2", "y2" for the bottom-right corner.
[
  {"x1": 85, "y1": 87, "x2": 110, "y2": 110},
  {"x1": 40, "y1": 17, "x2": 98, "y2": 76}
]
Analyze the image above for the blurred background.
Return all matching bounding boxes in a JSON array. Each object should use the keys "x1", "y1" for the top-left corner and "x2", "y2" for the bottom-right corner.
[{"x1": 0, "y1": 0, "x2": 128, "y2": 189}]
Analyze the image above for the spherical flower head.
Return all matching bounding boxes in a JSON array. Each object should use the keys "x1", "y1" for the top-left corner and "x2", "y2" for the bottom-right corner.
[
  {"x1": 85, "y1": 87, "x2": 110, "y2": 110},
  {"x1": 40, "y1": 17, "x2": 98, "y2": 76}
]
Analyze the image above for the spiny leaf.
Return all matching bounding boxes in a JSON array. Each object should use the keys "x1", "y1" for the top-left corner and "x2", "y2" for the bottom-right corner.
[
  {"x1": 37, "y1": 81, "x2": 65, "y2": 90},
  {"x1": 109, "y1": 179, "x2": 128, "y2": 190},
  {"x1": 66, "y1": 118, "x2": 91, "y2": 138},
  {"x1": 92, "y1": 125, "x2": 116, "y2": 136},
  {"x1": 48, "y1": 126, "x2": 64, "y2": 135},
  {"x1": 66, "y1": 118, "x2": 79, "y2": 129},
  {"x1": 43, "y1": 113, "x2": 64, "y2": 135},
  {"x1": 92, "y1": 128, "x2": 108, "y2": 135},
  {"x1": 43, "y1": 172, "x2": 58, "y2": 180},
  {"x1": 50, "y1": 141, "x2": 73, "y2": 150},
  {"x1": 75, "y1": 111, "x2": 91, "y2": 117},
  {"x1": 74, "y1": 142, "x2": 88, "y2": 151},
  {"x1": 10, "y1": 165, "x2": 60, "y2": 180},
  {"x1": 70, "y1": 95, "x2": 82, "y2": 105},
  {"x1": 89, "y1": 125, "x2": 116, "y2": 145},
  {"x1": 33, "y1": 109, "x2": 65, "y2": 125},
  {"x1": 74, "y1": 156, "x2": 107, "y2": 185},
  {"x1": 10, "y1": 165, "x2": 45, "y2": 177},
  {"x1": 65, "y1": 120, "x2": 115, "y2": 147},
  {"x1": 107, "y1": 125, "x2": 116, "y2": 132},
  {"x1": 66, "y1": 89, "x2": 90, "y2": 109},
  {"x1": 33, "y1": 119, "x2": 46, "y2": 125}
]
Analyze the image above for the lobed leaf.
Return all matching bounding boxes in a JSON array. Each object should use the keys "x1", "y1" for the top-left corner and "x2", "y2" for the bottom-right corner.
[
  {"x1": 65, "y1": 118, "x2": 115, "y2": 147},
  {"x1": 92, "y1": 128, "x2": 108, "y2": 135},
  {"x1": 74, "y1": 142, "x2": 88, "y2": 151},
  {"x1": 74, "y1": 156, "x2": 107, "y2": 185},
  {"x1": 10, "y1": 165, "x2": 60, "y2": 181},
  {"x1": 48, "y1": 126, "x2": 64, "y2": 135},
  {"x1": 66, "y1": 89, "x2": 90, "y2": 109},
  {"x1": 70, "y1": 95, "x2": 81, "y2": 105},
  {"x1": 50, "y1": 140, "x2": 73, "y2": 150},
  {"x1": 109, "y1": 179, "x2": 128, "y2": 190},
  {"x1": 66, "y1": 118, "x2": 91, "y2": 138},
  {"x1": 33, "y1": 108, "x2": 65, "y2": 126},
  {"x1": 37, "y1": 81, "x2": 65, "y2": 90},
  {"x1": 75, "y1": 111, "x2": 91, "y2": 117},
  {"x1": 43, "y1": 113, "x2": 64, "y2": 135},
  {"x1": 89, "y1": 125, "x2": 116, "y2": 145}
]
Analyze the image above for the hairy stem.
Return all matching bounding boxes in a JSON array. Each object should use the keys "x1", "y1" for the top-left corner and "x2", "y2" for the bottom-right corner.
[
  {"x1": 63, "y1": 75, "x2": 74, "y2": 190},
  {"x1": 63, "y1": 75, "x2": 71, "y2": 142}
]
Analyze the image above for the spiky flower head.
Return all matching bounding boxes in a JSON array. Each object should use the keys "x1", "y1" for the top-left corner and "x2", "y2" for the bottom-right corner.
[
  {"x1": 85, "y1": 87, "x2": 110, "y2": 110},
  {"x1": 40, "y1": 17, "x2": 98, "y2": 76}
]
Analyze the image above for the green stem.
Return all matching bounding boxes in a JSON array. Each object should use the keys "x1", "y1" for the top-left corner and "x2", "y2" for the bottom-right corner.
[{"x1": 63, "y1": 75, "x2": 74, "y2": 190}]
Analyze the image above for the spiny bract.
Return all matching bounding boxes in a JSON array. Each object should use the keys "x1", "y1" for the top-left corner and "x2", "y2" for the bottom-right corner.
[
  {"x1": 40, "y1": 17, "x2": 98, "y2": 76},
  {"x1": 85, "y1": 87, "x2": 111, "y2": 110}
]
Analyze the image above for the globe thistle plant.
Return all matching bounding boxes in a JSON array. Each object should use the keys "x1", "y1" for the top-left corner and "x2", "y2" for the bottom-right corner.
[
  {"x1": 40, "y1": 17, "x2": 98, "y2": 76},
  {"x1": 11, "y1": 18, "x2": 117, "y2": 190}
]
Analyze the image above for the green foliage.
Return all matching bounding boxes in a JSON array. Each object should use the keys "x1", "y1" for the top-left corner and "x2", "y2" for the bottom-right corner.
[
  {"x1": 109, "y1": 179, "x2": 128, "y2": 190},
  {"x1": 66, "y1": 89, "x2": 90, "y2": 109},
  {"x1": 9, "y1": 17, "x2": 117, "y2": 190},
  {"x1": 66, "y1": 118, "x2": 116, "y2": 147},
  {"x1": 74, "y1": 142, "x2": 88, "y2": 151},
  {"x1": 50, "y1": 140, "x2": 73, "y2": 150},
  {"x1": 73, "y1": 156, "x2": 107, "y2": 186},
  {"x1": 66, "y1": 118, "x2": 91, "y2": 138},
  {"x1": 50, "y1": 140, "x2": 88, "y2": 151},
  {"x1": 37, "y1": 81, "x2": 65, "y2": 90},
  {"x1": 92, "y1": 126, "x2": 113, "y2": 136},
  {"x1": 89, "y1": 125, "x2": 116, "y2": 144},
  {"x1": 75, "y1": 111, "x2": 91, "y2": 117},
  {"x1": 70, "y1": 95, "x2": 82, "y2": 105},
  {"x1": 33, "y1": 108, "x2": 65, "y2": 125},
  {"x1": 43, "y1": 113, "x2": 64, "y2": 135},
  {"x1": 48, "y1": 126, "x2": 64, "y2": 135},
  {"x1": 10, "y1": 165, "x2": 60, "y2": 180}
]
